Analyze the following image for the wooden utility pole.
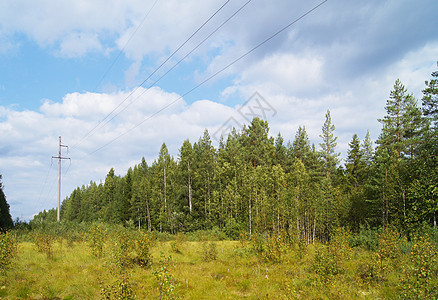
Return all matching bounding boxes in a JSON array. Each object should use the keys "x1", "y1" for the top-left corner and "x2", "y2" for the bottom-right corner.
[{"x1": 52, "y1": 136, "x2": 70, "y2": 222}]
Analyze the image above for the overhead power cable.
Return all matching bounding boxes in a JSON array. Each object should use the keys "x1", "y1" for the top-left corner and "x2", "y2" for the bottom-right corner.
[
  {"x1": 90, "y1": 0, "x2": 253, "y2": 135},
  {"x1": 72, "y1": 0, "x2": 231, "y2": 149},
  {"x1": 92, "y1": 0, "x2": 160, "y2": 93},
  {"x1": 37, "y1": 158, "x2": 54, "y2": 204},
  {"x1": 84, "y1": 0, "x2": 328, "y2": 157}
]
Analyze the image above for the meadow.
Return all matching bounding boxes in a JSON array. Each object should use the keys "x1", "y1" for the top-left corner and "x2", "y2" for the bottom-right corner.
[{"x1": 0, "y1": 225, "x2": 437, "y2": 299}]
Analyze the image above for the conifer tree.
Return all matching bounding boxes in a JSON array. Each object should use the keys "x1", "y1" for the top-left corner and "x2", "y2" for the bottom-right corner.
[
  {"x1": 319, "y1": 110, "x2": 340, "y2": 175},
  {"x1": 377, "y1": 79, "x2": 423, "y2": 158},
  {"x1": 0, "y1": 175, "x2": 13, "y2": 230},
  {"x1": 319, "y1": 109, "x2": 340, "y2": 240}
]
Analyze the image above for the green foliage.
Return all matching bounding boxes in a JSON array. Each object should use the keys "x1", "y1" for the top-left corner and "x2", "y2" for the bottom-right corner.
[
  {"x1": 250, "y1": 232, "x2": 290, "y2": 263},
  {"x1": 201, "y1": 241, "x2": 218, "y2": 262},
  {"x1": 0, "y1": 232, "x2": 17, "y2": 272},
  {"x1": 349, "y1": 226, "x2": 379, "y2": 251},
  {"x1": 100, "y1": 272, "x2": 136, "y2": 300},
  {"x1": 399, "y1": 236, "x2": 438, "y2": 299},
  {"x1": 330, "y1": 227, "x2": 352, "y2": 261},
  {"x1": 377, "y1": 227, "x2": 404, "y2": 278},
  {"x1": 312, "y1": 228, "x2": 352, "y2": 283},
  {"x1": 88, "y1": 223, "x2": 107, "y2": 258},
  {"x1": 312, "y1": 245, "x2": 341, "y2": 282},
  {"x1": 223, "y1": 218, "x2": 242, "y2": 240},
  {"x1": 133, "y1": 230, "x2": 153, "y2": 267},
  {"x1": 32, "y1": 232, "x2": 55, "y2": 259},
  {"x1": 0, "y1": 181, "x2": 13, "y2": 230},
  {"x1": 107, "y1": 228, "x2": 134, "y2": 270},
  {"x1": 153, "y1": 255, "x2": 178, "y2": 299},
  {"x1": 29, "y1": 64, "x2": 438, "y2": 246},
  {"x1": 170, "y1": 233, "x2": 186, "y2": 254}
]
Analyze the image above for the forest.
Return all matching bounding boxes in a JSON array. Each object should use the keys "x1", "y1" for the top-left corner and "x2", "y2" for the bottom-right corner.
[
  {"x1": 0, "y1": 66, "x2": 436, "y2": 299},
  {"x1": 30, "y1": 66, "x2": 437, "y2": 242}
]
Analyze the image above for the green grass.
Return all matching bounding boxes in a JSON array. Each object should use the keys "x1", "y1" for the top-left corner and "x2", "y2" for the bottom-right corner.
[{"x1": 0, "y1": 233, "x2": 436, "y2": 299}]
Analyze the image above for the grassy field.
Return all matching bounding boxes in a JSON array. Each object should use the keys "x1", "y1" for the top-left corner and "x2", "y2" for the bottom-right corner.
[{"x1": 0, "y1": 228, "x2": 436, "y2": 299}]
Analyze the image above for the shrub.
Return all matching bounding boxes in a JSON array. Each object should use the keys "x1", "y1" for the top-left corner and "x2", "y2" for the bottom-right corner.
[
  {"x1": 0, "y1": 232, "x2": 17, "y2": 272},
  {"x1": 376, "y1": 226, "x2": 404, "y2": 276},
  {"x1": 201, "y1": 241, "x2": 218, "y2": 262},
  {"x1": 399, "y1": 236, "x2": 438, "y2": 299},
  {"x1": 170, "y1": 233, "x2": 186, "y2": 254},
  {"x1": 153, "y1": 255, "x2": 178, "y2": 299},
  {"x1": 250, "y1": 232, "x2": 290, "y2": 263},
  {"x1": 88, "y1": 223, "x2": 107, "y2": 258},
  {"x1": 32, "y1": 232, "x2": 55, "y2": 259},
  {"x1": 100, "y1": 272, "x2": 136, "y2": 300},
  {"x1": 356, "y1": 258, "x2": 382, "y2": 283},
  {"x1": 349, "y1": 226, "x2": 378, "y2": 251},
  {"x1": 224, "y1": 218, "x2": 242, "y2": 240},
  {"x1": 312, "y1": 245, "x2": 341, "y2": 282},
  {"x1": 330, "y1": 227, "x2": 352, "y2": 261},
  {"x1": 134, "y1": 230, "x2": 152, "y2": 267},
  {"x1": 108, "y1": 228, "x2": 133, "y2": 270}
]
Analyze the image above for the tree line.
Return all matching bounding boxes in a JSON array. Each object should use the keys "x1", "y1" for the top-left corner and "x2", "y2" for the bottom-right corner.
[{"x1": 32, "y1": 65, "x2": 438, "y2": 241}]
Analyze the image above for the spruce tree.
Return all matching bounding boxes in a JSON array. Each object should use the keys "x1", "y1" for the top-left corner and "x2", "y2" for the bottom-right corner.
[
  {"x1": 319, "y1": 110, "x2": 340, "y2": 175},
  {"x1": 0, "y1": 175, "x2": 13, "y2": 230},
  {"x1": 377, "y1": 79, "x2": 423, "y2": 158}
]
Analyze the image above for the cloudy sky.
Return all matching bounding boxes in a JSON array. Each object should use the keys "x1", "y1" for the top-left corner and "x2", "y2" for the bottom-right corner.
[{"x1": 1, "y1": 0, "x2": 437, "y2": 221}]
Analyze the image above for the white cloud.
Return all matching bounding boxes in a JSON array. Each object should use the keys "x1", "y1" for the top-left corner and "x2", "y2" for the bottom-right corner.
[
  {"x1": 1, "y1": 0, "x2": 437, "y2": 222},
  {"x1": 1, "y1": 87, "x2": 237, "y2": 220},
  {"x1": 58, "y1": 32, "x2": 102, "y2": 58}
]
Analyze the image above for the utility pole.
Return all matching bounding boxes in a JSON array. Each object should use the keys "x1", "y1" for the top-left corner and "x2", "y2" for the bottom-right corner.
[{"x1": 52, "y1": 136, "x2": 70, "y2": 222}]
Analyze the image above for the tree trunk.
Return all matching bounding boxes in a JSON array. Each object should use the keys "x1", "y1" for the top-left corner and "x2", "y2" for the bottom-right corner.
[
  {"x1": 188, "y1": 161, "x2": 192, "y2": 214},
  {"x1": 249, "y1": 192, "x2": 252, "y2": 236}
]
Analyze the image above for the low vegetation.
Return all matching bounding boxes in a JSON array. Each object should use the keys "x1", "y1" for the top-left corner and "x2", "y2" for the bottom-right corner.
[{"x1": 0, "y1": 223, "x2": 437, "y2": 299}]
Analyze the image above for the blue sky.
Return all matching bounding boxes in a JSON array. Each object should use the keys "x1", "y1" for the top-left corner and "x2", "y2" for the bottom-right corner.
[{"x1": 1, "y1": 0, "x2": 437, "y2": 220}]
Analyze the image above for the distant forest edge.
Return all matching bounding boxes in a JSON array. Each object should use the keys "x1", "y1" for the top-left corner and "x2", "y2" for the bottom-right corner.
[{"x1": 31, "y1": 66, "x2": 437, "y2": 241}]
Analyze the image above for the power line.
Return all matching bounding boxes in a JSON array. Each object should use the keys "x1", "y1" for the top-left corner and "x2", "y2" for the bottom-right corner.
[
  {"x1": 86, "y1": 0, "x2": 254, "y2": 138},
  {"x1": 72, "y1": 0, "x2": 231, "y2": 150},
  {"x1": 84, "y1": 0, "x2": 328, "y2": 157},
  {"x1": 37, "y1": 158, "x2": 54, "y2": 204},
  {"x1": 92, "y1": 0, "x2": 160, "y2": 93}
]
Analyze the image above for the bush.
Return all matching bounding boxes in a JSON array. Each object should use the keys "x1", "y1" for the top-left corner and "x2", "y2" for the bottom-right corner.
[
  {"x1": 170, "y1": 233, "x2": 186, "y2": 254},
  {"x1": 349, "y1": 226, "x2": 378, "y2": 251},
  {"x1": 250, "y1": 232, "x2": 290, "y2": 263},
  {"x1": 312, "y1": 245, "x2": 341, "y2": 282},
  {"x1": 399, "y1": 236, "x2": 438, "y2": 298},
  {"x1": 32, "y1": 232, "x2": 55, "y2": 259},
  {"x1": 330, "y1": 227, "x2": 352, "y2": 261},
  {"x1": 0, "y1": 232, "x2": 17, "y2": 272},
  {"x1": 201, "y1": 241, "x2": 218, "y2": 262},
  {"x1": 134, "y1": 230, "x2": 153, "y2": 267},
  {"x1": 88, "y1": 223, "x2": 107, "y2": 258},
  {"x1": 100, "y1": 272, "x2": 136, "y2": 300},
  {"x1": 153, "y1": 255, "x2": 178, "y2": 299},
  {"x1": 224, "y1": 218, "x2": 242, "y2": 240},
  {"x1": 108, "y1": 228, "x2": 134, "y2": 270}
]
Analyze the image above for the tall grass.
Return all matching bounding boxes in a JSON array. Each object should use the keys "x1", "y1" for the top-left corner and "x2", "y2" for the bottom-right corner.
[{"x1": 0, "y1": 226, "x2": 436, "y2": 299}]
